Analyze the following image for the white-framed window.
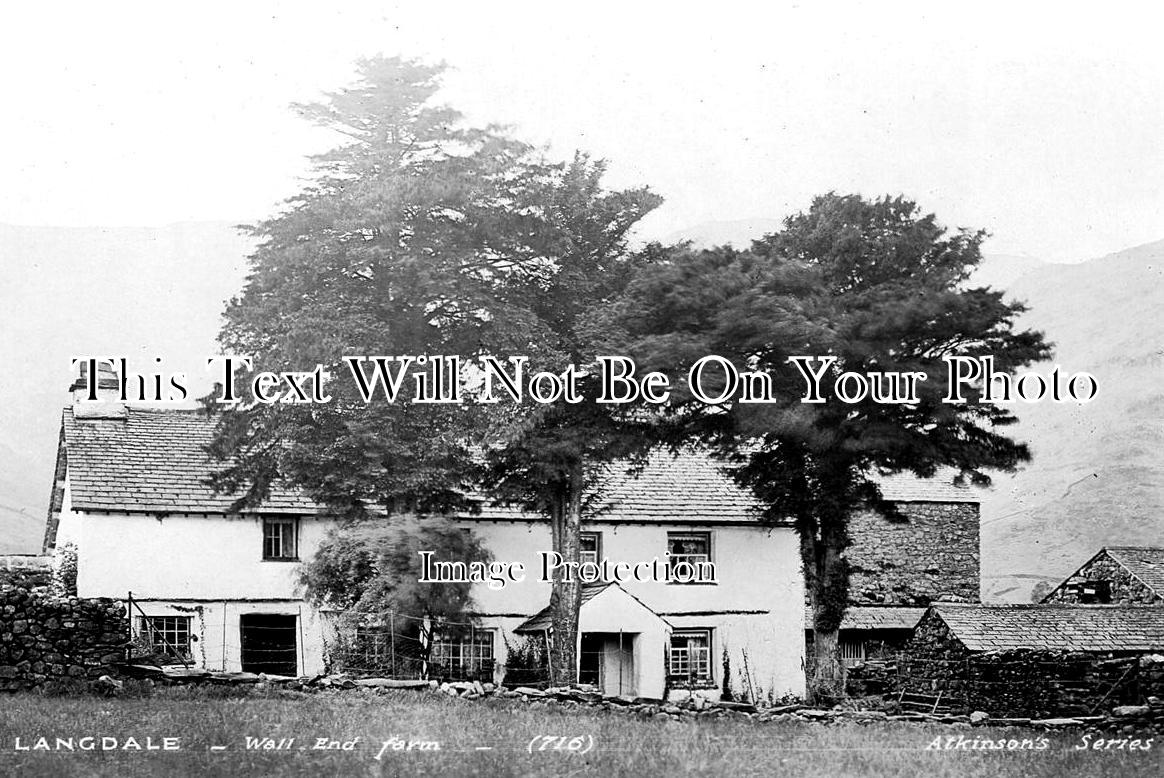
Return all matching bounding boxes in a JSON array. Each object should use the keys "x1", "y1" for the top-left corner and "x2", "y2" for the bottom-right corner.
[
  {"x1": 263, "y1": 518, "x2": 299, "y2": 560},
  {"x1": 429, "y1": 629, "x2": 495, "y2": 680},
  {"x1": 669, "y1": 629, "x2": 713, "y2": 684},
  {"x1": 140, "y1": 615, "x2": 192, "y2": 660},
  {"x1": 667, "y1": 531, "x2": 713, "y2": 582},
  {"x1": 580, "y1": 532, "x2": 602, "y2": 566}
]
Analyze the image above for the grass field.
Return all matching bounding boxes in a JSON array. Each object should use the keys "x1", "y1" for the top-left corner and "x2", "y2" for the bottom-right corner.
[{"x1": 0, "y1": 687, "x2": 1158, "y2": 777}]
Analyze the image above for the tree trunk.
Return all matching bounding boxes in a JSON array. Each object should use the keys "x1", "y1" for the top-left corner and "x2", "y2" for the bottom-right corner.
[
  {"x1": 808, "y1": 544, "x2": 847, "y2": 702},
  {"x1": 547, "y1": 462, "x2": 584, "y2": 686},
  {"x1": 801, "y1": 505, "x2": 851, "y2": 704}
]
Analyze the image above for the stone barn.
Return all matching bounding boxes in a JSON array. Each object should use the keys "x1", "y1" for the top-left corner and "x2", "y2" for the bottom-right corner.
[
  {"x1": 1042, "y1": 546, "x2": 1163, "y2": 605},
  {"x1": 805, "y1": 475, "x2": 981, "y2": 668},
  {"x1": 899, "y1": 603, "x2": 1164, "y2": 716}
]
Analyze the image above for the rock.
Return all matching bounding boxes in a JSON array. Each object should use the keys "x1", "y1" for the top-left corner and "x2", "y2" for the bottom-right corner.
[
  {"x1": 715, "y1": 700, "x2": 757, "y2": 714},
  {"x1": 662, "y1": 705, "x2": 683, "y2": 715},
  {"x1": 798, "y1": 709, "x2": 836, "y2": 719},
  {"x1": 514, "y1": 687, "x2": 546, "y2": 697},
  {"x1": 94, "y1": 674, "x2": 123, "y2": 693},
  {"x1": 970, "y1": 711, "x2": 989, "y2": 724},
  {"x1": 1111, "y1": 705, "x2": 1150, "y2": 718},
  {"x1": 353, "y1": 678, "x2": 430, "y2": 689}
]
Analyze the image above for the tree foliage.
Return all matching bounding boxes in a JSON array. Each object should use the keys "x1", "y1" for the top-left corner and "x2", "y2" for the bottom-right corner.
[
  {"x1": 204, "y1": 57, "x2": 664, "y2": 683},
  {"x1": 300, "y1": 517, "x2": 489, "y2": 619},
  {"x1": 622, "y1": 193, "x2": 1050, "y2": 699},
  {"x1": 205, "y1": 56, "x2": 549, "y2": 518}
]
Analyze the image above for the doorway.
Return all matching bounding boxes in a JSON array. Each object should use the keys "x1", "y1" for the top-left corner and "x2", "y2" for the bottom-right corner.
[
  {"x1": 579, "y1": 632, "x2": 635, "y2": 696},
  {"x1": 239, "y1": 613, "x2": 298, "y2": 676}
]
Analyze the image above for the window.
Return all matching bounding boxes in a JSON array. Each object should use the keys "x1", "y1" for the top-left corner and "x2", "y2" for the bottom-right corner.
[
  {"x1": 580, "y1": 532, "x2": 602, "y2": 566},
  {"x1": 1073, "y1": 580, "x2": 1112, "y2": 604},
  {"x1": 839, "y1": 639, "x2": 866, "y2": 668},
  {"x1": 429, "y1": 629, "x2": 495, "y2": 681},
  {"x1": 669, "y1": 629, "x2": 712, "y2": 684},
  {"x1": 140, "y1": 616, "x2": 192, "y2": 661},
  {"x1": 263, "y1": 518, "x2": 298, "y2": 560},
  {"x1": 667, "y1": 532, "x2": 713, "y2": 582}
]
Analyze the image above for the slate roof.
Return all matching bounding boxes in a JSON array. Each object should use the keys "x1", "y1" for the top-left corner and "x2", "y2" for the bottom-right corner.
[
  {"x1": 514, "y1": 583, "x2": 613, "y2": 633},
  {"x1": 59, "y1": 406, "x2": 317, "y2": 515},
  {"x1": 1104, "y1": 546, "x2": 1164, "y2": 595},
  {"x1": 54, "y1": 405, "x2": 978, "y2": 522},
  {"x1": 805, "y1": 606, "x2": 926, "y2": 631},
  {"x1": 514, "y1": 583, "x2": 670, "y2": 633},
  {"x1": 930, "y1": 604, "x2": 1164, "y2": 652}
]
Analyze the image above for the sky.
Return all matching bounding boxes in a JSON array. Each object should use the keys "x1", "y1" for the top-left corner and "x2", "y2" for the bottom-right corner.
[{"x1": 1, "y1": 2, "x2": 1162, "y2": 262}]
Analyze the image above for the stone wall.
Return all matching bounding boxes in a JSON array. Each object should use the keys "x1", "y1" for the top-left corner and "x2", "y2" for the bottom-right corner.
[
  {"x1": 1044, "y1": 552, "x2": 1161, "y2": 605},
  {"x1": 846, "y1": 502, "x2": 979, "y2": 606},
  {"x1": 0, "y1": 583, "x2": 127, "y2": 691},
  {"x1": 898, "y1": 613, "x2": 1164, "y2": 716},
  {"x1": 0, "y1": 556, "x2": 51, "y2": 588}
]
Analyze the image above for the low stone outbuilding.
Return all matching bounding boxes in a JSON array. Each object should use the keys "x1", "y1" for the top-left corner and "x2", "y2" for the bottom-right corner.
[{"x1": 899, "y1": 603, "x2": 1164, "y2": 716}]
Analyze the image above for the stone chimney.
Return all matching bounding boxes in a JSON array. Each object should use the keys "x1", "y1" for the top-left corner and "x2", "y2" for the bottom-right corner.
[{"x1": 70, "y1": 359, "x2": 127, "y2": 419}]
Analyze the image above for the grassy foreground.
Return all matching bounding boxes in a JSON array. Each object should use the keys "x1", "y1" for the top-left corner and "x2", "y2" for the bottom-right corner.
[{"x1": 0, "y1": 687, "x2": 1158, "y2": 777}]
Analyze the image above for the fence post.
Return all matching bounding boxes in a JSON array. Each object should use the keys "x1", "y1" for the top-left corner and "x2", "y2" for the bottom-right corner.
[
  {"x1": 390, "y1": 612, "x2": 397, "y2": 678},
  {"x1": 126, "y1": 591, "x2": 134, "y2": 661}
]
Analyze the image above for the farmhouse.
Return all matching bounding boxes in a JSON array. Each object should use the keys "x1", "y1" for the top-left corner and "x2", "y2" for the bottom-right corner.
[{"x1": 43, "y1": 371, "x2": 980, "y2": 701}]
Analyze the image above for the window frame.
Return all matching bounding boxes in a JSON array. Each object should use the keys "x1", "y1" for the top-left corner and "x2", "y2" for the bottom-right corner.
[
  {"x1": 580, "y1": 531, "x2": 602, "y2": 567},
  {"x1": 428, "y1": 628, "x2": 495, "y2": 681},
  {"x1": 668, "y1": 628, "x2": 714, "y2": 686},
  {"x1": 139, "y1": 615, "x2": 192, "y2": 661},
  {"x1": 666, "y1": 531, "x2": 714, "y2": 584},
  {"x1": 262, "y1": 518, "x2": 300, "y2": 561}
]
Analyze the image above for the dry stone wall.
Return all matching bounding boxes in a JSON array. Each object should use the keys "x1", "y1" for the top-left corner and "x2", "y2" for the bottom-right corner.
[{"x1": 0, "y1": 567, "x2": 127, "y2": 691}]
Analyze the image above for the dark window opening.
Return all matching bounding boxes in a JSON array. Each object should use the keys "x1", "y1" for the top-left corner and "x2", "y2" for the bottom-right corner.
[{"x1": 239, "y1": 613, "x2": 298, "y2": 676}]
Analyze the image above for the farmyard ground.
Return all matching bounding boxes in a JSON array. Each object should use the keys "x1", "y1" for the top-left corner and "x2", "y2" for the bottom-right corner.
[{"x1": 0, "y1": 688, "x2": 1158, "y2": 777}]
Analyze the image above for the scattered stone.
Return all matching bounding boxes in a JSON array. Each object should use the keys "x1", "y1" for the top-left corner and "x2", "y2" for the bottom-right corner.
[
  {"x1": 1112, "y1": 705, "x2": 1150, "y2": 718},
  {"x1": 970, "y1": 711, "x2": 989, "y2": 725},
  {"x1": 353, "y1": 678, "x2": 430, "y2": 689}
]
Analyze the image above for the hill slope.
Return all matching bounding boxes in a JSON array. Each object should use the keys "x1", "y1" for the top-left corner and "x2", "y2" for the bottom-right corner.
[{"x1": 979, "y1": 241, "x2": 1164, "y2": 600}]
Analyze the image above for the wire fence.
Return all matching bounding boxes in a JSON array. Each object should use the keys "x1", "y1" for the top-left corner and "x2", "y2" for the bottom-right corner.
[{"x1": 324, "y1": 610, "x2": 521, "y2": 683}]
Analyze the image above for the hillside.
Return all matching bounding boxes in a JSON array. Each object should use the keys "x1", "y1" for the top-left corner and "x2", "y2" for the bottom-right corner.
[{"x1": 979, "y1": 241, "x2": 1164, "y2": 601}]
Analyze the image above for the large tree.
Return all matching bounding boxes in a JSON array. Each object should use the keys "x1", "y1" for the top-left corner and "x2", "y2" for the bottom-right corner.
[
  {"x1": 621, "y1": 194, "x2": 1049, "y2": 700},
  {"x1": 205, "y1": 56, "x2": 547, "y2": 518},
  {"x1": 204, "y1": 57, "x2": 662, "y2": 684},
  {"x1": 477, "y1": 155, "x2": 662, "y2": 683}
]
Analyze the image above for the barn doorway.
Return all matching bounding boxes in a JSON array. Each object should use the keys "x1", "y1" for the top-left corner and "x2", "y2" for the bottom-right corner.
[{"x1": 240, "y1": 614, "x2": 298, "y2": 676}]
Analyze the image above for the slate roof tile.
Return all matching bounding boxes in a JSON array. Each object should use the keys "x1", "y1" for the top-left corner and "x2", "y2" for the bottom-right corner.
[
  {"x1": 932, "y1": 604, "x2": 1164, "y2": 652},
  {"x1": 59, "y1": 406, "x2": 978, "y2": 522},
  {"x1": 1104, "y1": 546, "x2": 1164, "y2": 596}
]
